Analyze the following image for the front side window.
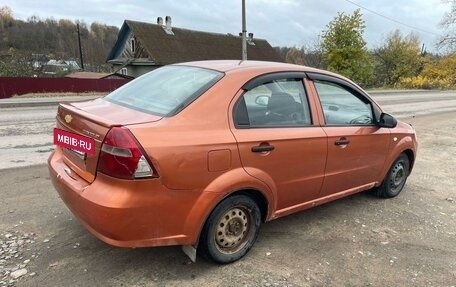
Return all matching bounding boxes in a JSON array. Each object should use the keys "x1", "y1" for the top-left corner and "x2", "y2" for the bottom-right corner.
[
  {"x1": 314, "y1": 81, "x2": 374, "y2": 125},
  {"x1": 106, "y1": 65, "x2": 223, "y2": 116},
  {"x1": 235, "y1": 78, "x2": 311, "y2": 127}
]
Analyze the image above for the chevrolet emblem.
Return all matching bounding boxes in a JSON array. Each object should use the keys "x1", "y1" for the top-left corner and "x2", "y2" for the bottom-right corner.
[{"x1": 64, "y1": 114, "x2": 73, "y2": 124}]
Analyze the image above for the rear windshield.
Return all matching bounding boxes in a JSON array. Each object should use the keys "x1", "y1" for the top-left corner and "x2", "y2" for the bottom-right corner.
[{"x1": 105, "y1": 65, "x2": 223, "y2": 116}]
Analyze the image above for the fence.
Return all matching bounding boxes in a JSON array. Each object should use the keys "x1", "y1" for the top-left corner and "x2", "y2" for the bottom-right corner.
[{"x1": 0, "y1": 77, "x2": 130, "y2": 99}]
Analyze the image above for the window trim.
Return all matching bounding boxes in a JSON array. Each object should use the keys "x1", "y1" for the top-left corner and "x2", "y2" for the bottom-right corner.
[
  {"x1": 242, "y1": 72, "x2": 306, "y2": 91},
  {"x1": 306, "y1": 72, "x2": 369, "y2": 100},
  {"x1": 233, "y1": 96, "x2": 250, "y2": 128},
  {"x1": 234, "y1": 72, "x2": 313, "y2": 129}
]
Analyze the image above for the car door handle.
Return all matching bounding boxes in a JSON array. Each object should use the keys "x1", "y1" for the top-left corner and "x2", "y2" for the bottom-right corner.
[
  {"x1": 335, "y1": 137, "x2": 350, "y2": 146},
  {"x1": 251, "y1": 145, "x2": 275, "y2": 152}
]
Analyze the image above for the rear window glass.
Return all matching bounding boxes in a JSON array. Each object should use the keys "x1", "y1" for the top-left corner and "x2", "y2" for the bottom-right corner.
[{"x1": 105, "y1": 65, "x2": 223, "y2": 116}]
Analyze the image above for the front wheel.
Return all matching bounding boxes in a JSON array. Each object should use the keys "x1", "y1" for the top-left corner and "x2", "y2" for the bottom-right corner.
[
  {"x1": 200, "y1": 195, "x2": 261, "y2": 264},
  {"x1": 372, "y1": 153, "x2": 410, "y2": 198}
]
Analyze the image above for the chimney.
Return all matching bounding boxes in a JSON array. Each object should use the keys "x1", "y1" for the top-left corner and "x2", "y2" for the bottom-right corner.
[
  {"x1": 163, "y1": 16, "x2": 174, "y2": 35},
  {"x1": 165, "y1": 16, "x2": 171, "y2": 28},
  {"x1": 247, "y1": 33, "x2": 255, "y2": 45},
  {"x1": 157, "y1": 17, "x2": 163, "y2": 26}
]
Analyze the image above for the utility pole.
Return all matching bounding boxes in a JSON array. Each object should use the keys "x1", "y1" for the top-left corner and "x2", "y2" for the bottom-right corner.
[
  {"x1": 241, "y1": 0, "x2": 247, "y2": 61},
  {"x1": 77, "y1": 23, "x2": 84, "y2": 70}
]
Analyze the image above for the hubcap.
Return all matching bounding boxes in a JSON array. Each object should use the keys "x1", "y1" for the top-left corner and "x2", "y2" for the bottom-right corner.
[{"x1": 215, "y1": 207, "x2": 250, "y2": 253}]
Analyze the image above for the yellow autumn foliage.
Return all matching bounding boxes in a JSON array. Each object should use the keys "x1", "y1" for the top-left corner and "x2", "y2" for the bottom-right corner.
[{"x1": 398, "y1": 54, "x2": 456, "y2": 89}]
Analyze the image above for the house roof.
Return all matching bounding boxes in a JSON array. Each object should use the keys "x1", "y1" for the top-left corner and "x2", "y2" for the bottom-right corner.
[{"x1": 107, "y1": 19, "x2": 281, "y2": 65}]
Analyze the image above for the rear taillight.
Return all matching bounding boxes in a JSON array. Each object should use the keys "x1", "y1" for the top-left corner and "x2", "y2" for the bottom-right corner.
[{"x1": 97, "y1": 127, "x2": 155, "y2": 179}]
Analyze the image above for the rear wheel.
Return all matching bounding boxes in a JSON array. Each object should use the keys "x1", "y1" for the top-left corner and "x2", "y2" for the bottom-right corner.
[
  {"x1": 372, "y1": 153, "x2": 410, "y2": 198},
  {"x1": 200, "y1": 195, "x2": 261, "y2": 264}
]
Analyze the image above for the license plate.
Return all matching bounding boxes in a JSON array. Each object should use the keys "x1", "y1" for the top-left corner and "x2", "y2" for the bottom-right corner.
[{"x1": 53, "y1": 128, "x2": 95, "y2": 155}]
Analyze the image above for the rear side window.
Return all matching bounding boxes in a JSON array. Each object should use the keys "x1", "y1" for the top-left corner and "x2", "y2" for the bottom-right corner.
[
  {"x1": 235, "y1": 78, "x2": 311, "y2": 127},
  {"x1": 105, "y1": 66, "x2": 223, "y2": 116}
]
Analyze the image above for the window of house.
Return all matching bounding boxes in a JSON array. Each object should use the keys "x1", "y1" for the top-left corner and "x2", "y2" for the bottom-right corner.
[{"x1": 131, "y1": 38, "x2": 136, "y2": 53}]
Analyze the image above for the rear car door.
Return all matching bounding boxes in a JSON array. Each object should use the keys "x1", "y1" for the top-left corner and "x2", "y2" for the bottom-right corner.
[
  {"x1": 308, "y1": 74, "x2": 390, "y2": 197},
  {"x1": 230, "y1": 73, "x2": 327, "y2": 212}
]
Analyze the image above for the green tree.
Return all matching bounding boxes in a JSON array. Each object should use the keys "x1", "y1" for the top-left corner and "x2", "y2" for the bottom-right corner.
[
  {"x1": 374, "y1": 30, "x2": 423, "y2": 86},
  {"x1": 321, "y1": 9, "x2": 373, "y2": 86}
]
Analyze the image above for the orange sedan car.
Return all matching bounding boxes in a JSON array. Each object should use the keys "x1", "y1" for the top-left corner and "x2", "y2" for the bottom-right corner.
[{"x1": 48, "y1": 60, "x2": 417, "y2": 263}]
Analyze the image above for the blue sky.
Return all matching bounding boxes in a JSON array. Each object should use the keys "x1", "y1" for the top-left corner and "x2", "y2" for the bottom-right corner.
[{"x1": 1, "y1": 0, "x2": 450, "y2": 52}]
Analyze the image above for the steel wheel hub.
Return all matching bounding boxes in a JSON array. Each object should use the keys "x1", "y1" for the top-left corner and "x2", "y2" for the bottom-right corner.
[
  {"x1": 215, "y1": 207, "x2": 250, "y2": 252},
  {"x1": 391, "y1": 162, "x2": 405, "y2": 189}
]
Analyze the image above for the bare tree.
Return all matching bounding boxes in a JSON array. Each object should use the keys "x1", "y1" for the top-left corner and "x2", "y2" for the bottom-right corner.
[{"x1": 438, "y1": 0, "x2": 456, "y2": 50}]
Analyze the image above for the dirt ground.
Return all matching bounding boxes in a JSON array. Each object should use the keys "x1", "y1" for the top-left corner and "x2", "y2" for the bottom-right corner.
[{"x1": 0, "y1": 112, "x2": 455, "y2": 287}]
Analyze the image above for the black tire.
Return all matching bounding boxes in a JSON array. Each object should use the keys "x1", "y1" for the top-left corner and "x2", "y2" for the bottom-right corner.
[
  {"x1": 371, "y1": 153, "x2": 410, "y2": 198},
  {"x1": 199, "y1": 195, "x2": 261, "y2": 264}
]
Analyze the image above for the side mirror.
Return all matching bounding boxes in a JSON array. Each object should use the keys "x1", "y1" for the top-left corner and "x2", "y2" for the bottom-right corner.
[
  {"x1": 378, "y1": 113, "x2": 397, "y2": 128},
  {"x1": 255, "y1": 95, "x2": 269, "y2": 106}
]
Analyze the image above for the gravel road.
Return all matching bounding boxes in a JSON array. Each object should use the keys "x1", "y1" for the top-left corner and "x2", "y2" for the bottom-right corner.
[{"x1": 0, "y1": 92, "x2": 455, "y2": 286}]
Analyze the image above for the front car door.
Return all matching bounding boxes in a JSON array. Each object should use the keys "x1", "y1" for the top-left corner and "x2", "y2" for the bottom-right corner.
[
  {"x1": 308, "y1": 73, "x2": 390, "y2": 197},
  {"x1": 229, "y1": 73, "x2": 327, "y2": 214}
]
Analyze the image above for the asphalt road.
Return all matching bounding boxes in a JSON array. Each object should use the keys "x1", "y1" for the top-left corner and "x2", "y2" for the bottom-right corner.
[
  {"x1": 2, "y1": 90, "x2": 455, "y2": 170},
  {"x1": 370, "y1": 90, "x2": 456, "y2": 117},
  {"x1": 0, "y1": 106, "x2": 56, "y2": 170}
]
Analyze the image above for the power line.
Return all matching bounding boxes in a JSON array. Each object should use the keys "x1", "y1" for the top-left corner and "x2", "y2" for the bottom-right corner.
[{"x1": 343, "y1": 0, "x2": 441, "y2": 37}]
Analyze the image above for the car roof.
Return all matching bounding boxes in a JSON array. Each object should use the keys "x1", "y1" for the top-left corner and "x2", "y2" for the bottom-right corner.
[
  {"x1": 174, "y1": 60, "x2": 318, "y2": 73},
  {"x1": 173, "y1": 60, "x2": 362, "y2": 92}
]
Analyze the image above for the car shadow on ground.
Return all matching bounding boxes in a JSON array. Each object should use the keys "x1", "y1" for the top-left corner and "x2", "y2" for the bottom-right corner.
[{"x1": 37, "y1": 190, "x2": 381, "y2": 281}]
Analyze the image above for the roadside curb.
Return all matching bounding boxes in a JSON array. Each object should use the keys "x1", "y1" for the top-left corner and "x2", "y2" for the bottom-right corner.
[
  {"x1": 0, "y1": 101, "x2": 61, "y2": 108},
  {"x1": 366, "y1": 89, "x2": 451, "y2": 94},
  {"x1": 0, "y1": 96, "x2": 101, "y2": 108}
]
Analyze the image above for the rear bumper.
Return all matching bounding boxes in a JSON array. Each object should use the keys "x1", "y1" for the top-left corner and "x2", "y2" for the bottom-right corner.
[{"x1": 48, "y1": 147, "x2": 215, "y2": 248}]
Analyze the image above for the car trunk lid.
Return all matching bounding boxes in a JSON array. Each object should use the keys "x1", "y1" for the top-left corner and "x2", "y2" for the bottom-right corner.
[{"x1": 56, "y1": 98, "x2": 162, "y2": 183}]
